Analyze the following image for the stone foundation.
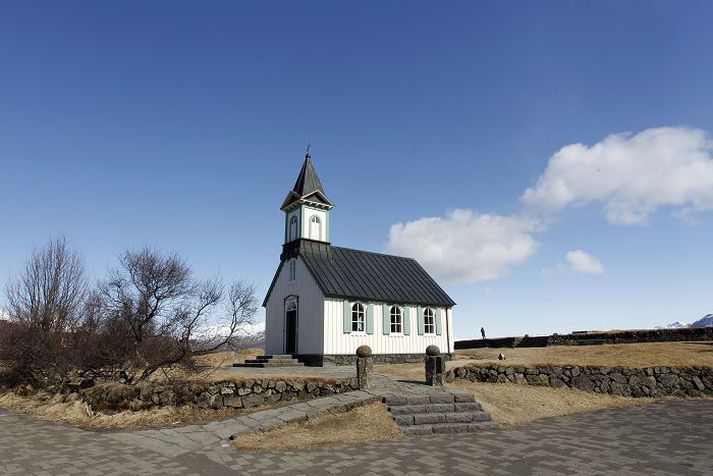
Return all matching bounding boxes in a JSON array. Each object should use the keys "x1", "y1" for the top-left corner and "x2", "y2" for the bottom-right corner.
[
  {"x1": 447, "y1": 364, "x2": 713, "y2": 398},
  {"x1": 298, "y1": 353, "x2": 455, "y2": 367}
]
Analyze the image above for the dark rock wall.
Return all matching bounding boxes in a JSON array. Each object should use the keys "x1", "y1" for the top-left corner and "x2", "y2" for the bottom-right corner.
[
  {"x1": 79, "y1": 377, "x2": 358, "y2": 411},
  {"x1": 447, "y1": 364, "x2": 713, "y2": 398}
]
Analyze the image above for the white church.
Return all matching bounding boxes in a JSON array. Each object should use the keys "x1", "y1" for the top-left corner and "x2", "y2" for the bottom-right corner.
[{"x1": 263, "y1": 153, "x2": 456, "y2": 366}]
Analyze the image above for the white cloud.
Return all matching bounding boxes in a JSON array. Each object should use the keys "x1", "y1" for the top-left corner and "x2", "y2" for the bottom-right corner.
[
  {"x1": 521, "y1": 127, "x2": 713, "y2": 224},
  {"x1": 386, "y1": 209, "x2": 542, "y2": 283},
  {"x1": 566, "y1": 250, "x2": 604, "y2": 274},
  {"x1": 543, "y1": 249, "x2": 604, "y2": 275}
]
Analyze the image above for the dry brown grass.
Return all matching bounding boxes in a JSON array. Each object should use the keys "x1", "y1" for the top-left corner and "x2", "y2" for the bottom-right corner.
[
  {"x1": 447, "y1": 380, "x2": 661, "y2": 428},
  {"x1": 375, "y1": 342, "x2": 713, "y2": 380},
  {"x1": 454, "y1": 341, "x2": 713, "y2": 368},
  {"x1": 0, "y1": 392, "x2": 252, "y2": 430},
  {"x1": 231, "y1": 403, "x2": 401, "y2": 452},
  {"x1": 193, "y1": 348, "x2": 264, "y2": 368}
]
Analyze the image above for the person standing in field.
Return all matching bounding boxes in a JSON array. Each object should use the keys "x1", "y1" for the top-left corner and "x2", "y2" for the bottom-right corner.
[{"x1": 481, "y1": 327, "x2": 486, "y2": 339}]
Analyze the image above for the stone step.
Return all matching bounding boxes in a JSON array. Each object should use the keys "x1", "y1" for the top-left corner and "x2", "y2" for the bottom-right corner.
[
  {"x1": 256, "y1": 355, "x2": 294, "y2": 360},
  {"x1": 400, "y1": 421, "x2": 499, "y2": 436},
  {"x1": 383, "y1": 393, "x2": 472, "y2": 406},
  {"x1": 388, "y1": 401, "x2": 483, "y2": 415},
  {"x1": 394, "y1": 411, "x2": 492, "y2": 426},
  {"x1": 232, "y1": 361, "x2": 304, "y2": 368},
  {"x1": 243, "y1": 358, "x2": 302, "y2": 365}
]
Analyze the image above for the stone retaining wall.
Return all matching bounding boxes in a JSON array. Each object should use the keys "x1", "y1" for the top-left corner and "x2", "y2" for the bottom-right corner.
[
  {"x1": 299, "y1": 353, "x2": 455, "y2": 367},
  {"x1": 79, "y1": 377, "x2": 358, "y2": 412},
  {"x1": 446, "y1": 364, "x2": 713, "y2": 398}
]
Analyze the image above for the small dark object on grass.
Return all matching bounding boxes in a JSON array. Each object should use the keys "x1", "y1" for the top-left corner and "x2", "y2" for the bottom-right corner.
[{"x1": 498, "y1": 353, "x2": 506, "y2": 361}]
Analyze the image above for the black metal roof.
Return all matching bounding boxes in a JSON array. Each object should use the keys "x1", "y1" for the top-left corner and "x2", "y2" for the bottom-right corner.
[
  {"x1": 280, "y1": 154, "x2": 334, "y2": 210},
  {"x1": 263, "y1": 240, "x2": 455, "y2": 308}
]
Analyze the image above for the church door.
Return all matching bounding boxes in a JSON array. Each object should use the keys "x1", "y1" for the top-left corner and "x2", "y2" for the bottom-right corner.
[{"x1": 285, "y1": 301, "x2": 298, "y2": 354}]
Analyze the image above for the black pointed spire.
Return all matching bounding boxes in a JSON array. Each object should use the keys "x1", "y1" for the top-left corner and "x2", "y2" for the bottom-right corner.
[{"x1": 280, "y1": 151, "x2": 334, "y2": 210}]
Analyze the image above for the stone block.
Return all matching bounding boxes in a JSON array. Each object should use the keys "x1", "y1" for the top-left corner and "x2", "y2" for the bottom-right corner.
[
  {"x1": 242, "y1": 394, "x2": 265, "y2": 409},
  {"x1": 414, "y1": 413, "x2": 446, "y2": 424},
  {"x1": 224, "y1": 396, "x2": 243, "y2": 408}
]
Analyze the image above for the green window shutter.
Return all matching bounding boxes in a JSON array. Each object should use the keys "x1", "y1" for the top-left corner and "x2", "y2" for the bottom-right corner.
[
  {"x1": 366, "y1": 304, "x2": 374, "y2": 334},
  {"x1": 403, "y1": 307, "x2": 411, "y2": 335},
  {"x1": 417, "y1": 306, "x2": 424, "y2": 335},
  {"x1": 436, "y1": 308, "x2": 443, "y2": 335},
  {"x1": 382, "y1": 304, "x2": 390, "y2": 335},
  {"x1": 343, "y1": 300, "x2": 351, "y2": 333}
]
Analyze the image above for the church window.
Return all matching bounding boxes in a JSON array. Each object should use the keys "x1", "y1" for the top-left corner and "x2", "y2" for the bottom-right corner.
[
  {"x1": 424, "y1": 308, "x2": 435, "y2": 334},
  {"x1": 390, "y1": 306, "x2": 402, "y2": 333},
  {"x1": 289, "y1": 259, "x2": 296, "y2": 282},
  {"x1": 310, "y1": 215, "x2": 321, "y2": 240},
  {"x1": 289, "y1": 216, "x2": 298, "y2": 241},
  {"x1": 351, "y1": 303, "x2": 365, "y2": 332}
]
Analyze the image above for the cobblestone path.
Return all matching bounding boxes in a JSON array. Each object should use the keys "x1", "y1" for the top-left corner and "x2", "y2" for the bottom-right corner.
[{"x1": 1, "y1": 400, "x2": 712, "y2": 475}]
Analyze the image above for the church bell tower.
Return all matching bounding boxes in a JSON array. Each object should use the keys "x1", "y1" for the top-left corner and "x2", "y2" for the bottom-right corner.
[{"x1": 280, "y1": 151, "x2": 333, "y2": 245}]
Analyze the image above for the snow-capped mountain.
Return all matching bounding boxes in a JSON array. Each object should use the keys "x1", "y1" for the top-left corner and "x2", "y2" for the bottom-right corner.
[
  {"x1": 691, "y1": 314, "x2": 713, "y2": 328},
  {"x1": 664, "y1": 321, "x2": 690, "y2": 329},
  {"x1": 661, "y1": 314, "x2": 713, "y2": 329},
  {"x1": 193, "y1": 321, "x2": 265, "y2": 350}
]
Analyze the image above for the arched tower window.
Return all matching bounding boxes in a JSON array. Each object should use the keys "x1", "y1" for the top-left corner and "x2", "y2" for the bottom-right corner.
[
  {"x1": 289, "y1": 216, "x2": 298, "y2": 241},
  {"x1": 309, "y1": 215, "x2": 321, "y2": 241}
]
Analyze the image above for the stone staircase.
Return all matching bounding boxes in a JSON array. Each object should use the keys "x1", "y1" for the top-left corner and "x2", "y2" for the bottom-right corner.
[
  {"x1": 233, "y1": 354, "x2": 304, "y2": 368},
  {"x1": 382, "y1": 390, "x2": 498, "y2": 436}
]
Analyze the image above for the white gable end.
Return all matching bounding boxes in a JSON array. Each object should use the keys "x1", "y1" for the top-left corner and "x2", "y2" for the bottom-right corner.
[{"x1": 264, "y1": 256, "x2": 325, "y2": 355}]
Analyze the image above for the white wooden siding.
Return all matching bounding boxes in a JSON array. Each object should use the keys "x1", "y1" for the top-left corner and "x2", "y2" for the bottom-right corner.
[
  {"x1": 324, "y1": 299, "x2": 452, "y2": 355},
  {"x1": 265, "y1": 257, "x2": 325, "y2": 355}
]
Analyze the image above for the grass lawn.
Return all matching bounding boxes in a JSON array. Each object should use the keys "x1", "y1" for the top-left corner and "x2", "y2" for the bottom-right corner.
[
  {"x1": 231, "y1": 402, "x2": 401, "y2": 451},
  {"x1": 454, "y1": 341, "x2": 713, "y2": 367},
  {"x1": 447, "y1": 381, "x2": 662, "y2": 428}
]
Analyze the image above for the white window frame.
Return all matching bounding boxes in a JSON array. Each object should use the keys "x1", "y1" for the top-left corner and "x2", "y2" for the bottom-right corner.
[
  {"x1": 390, "y1": 306, "x2": 402, "y2": 334},
  {"x1": 309, "y1": 215, "x2": 322, "y2": 241},
  {"x1": 351, "y1": 303, "x2": 365, "y2": 333},
  {"x1": 424, "y1": 308, "x2": 435, "y2": 334}
]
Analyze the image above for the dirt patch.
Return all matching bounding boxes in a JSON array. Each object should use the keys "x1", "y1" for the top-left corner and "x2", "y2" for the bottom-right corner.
[
  {"x1": 454, "y1": 341, "x2": 713, "y2": 368},
  {"x1": 447, "y1": 380, "x2": 666, "y2": 428},
  {"x1": 231, "y1": 403, "x2": 401, "y2": 451}
]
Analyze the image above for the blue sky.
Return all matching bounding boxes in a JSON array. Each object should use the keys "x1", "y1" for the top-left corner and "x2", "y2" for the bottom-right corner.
[{"x1": 1, "y1": 1, "x2": 712, "y2": 338}]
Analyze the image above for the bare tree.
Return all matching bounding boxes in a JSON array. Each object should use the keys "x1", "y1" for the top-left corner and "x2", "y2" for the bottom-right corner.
[
  {"x1": 5, "y1": 237, "x2": 87, "y2": 331},
  {"x1": 96, "y1": 247, "x2": 257, "y2": 382},
  {"x1": 1, "y1": 238, "x2": 88, "y2": 386}
]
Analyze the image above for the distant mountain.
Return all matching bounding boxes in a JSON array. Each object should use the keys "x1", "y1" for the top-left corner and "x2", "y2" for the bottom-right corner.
[
  {"x1": 663, "y1": 321, "x2": 690, "y2": 329},
  {"x1": 690, "y1": 314, "x2": 713, "y2": 328},
  {"x1": 661, "y1": 314, "x2": 713, "y2": 329},
  {"x1": 193, "y1": 322, "x2": 265, "y2": 350}
]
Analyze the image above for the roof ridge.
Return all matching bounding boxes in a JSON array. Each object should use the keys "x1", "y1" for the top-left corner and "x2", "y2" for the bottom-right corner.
[{"x1": 329, "y1": 246, "x2": 418, "y2": 261}]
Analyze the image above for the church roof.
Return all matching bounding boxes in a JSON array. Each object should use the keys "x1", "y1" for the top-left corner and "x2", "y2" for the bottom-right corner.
[
  {"x1": 263, "y1": 240, "x2": 456, "y2": 308},
  {"x1": 280, "y1": 154, "x2": 334, "y2": 210}
]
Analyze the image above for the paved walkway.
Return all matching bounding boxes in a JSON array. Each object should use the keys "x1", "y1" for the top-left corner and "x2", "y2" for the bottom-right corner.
[{"x1": 1, "y1": 400, "x2": 712, "y2": 475}]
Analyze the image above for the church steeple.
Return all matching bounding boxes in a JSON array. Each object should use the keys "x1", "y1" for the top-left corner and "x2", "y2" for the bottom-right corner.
[
  {"x1": 281, "y1": 152, "x2": 333, "y2": 211},
  {"x1": 281, "y1": 152, "x2": 333, "y2": 244}
]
